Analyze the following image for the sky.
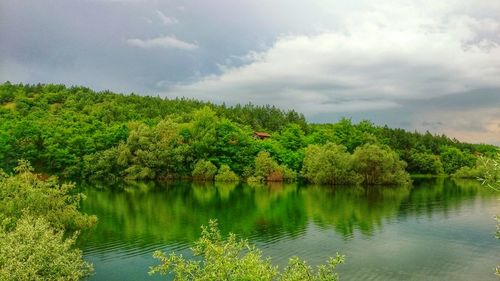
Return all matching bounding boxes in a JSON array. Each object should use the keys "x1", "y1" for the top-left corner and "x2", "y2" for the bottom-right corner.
[{"x1": 1, "y1": 0, "x2": 499, "y2": 145}]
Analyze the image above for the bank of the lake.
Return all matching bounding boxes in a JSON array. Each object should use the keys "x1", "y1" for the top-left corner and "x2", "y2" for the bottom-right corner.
[{"x1": 77, "y1": 178, "x2": 499, "y2": 281}]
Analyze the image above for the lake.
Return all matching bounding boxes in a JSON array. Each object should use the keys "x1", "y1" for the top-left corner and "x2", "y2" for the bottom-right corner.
[{"x1": 77, "y1": 178, "x2": 500, "y2": 280}]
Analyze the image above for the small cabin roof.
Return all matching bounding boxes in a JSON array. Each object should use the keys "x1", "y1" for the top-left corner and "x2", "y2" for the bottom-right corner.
[{"x1": 254, "y1": 132, "x2": 271, "y2": 137}]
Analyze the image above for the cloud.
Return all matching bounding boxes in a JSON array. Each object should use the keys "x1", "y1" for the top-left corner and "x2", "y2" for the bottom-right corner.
[
  {"x1": 127, "y1": 36, "x2": 198, "y2": 50},
  {"x1": 415, "y1": 107, "x2": 500, "y2": 145},
  {"x1": 156, "y1": 10, "x2": 178, "y2": 25},
  {"x1": 165, "y1": 0, "x2": 500, "y2": 117}
]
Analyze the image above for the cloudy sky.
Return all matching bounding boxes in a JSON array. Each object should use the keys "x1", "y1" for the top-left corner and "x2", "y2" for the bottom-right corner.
[{"x1": 1, "y1": 0, "x2": 499, "y2": 144}]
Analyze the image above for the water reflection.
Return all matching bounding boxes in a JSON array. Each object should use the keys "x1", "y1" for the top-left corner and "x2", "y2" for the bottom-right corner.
[
  {"x1": 78, "y1": 178, "x2": 497, "y2": 249},
  {"x1": 78, "y1": 178, "x2": 500, "y2": 281}
]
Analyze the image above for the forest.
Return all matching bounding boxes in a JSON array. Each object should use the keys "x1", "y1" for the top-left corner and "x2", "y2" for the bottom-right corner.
[{"x1": 0, "y1": 82, "x2": 497, "y2": 185}]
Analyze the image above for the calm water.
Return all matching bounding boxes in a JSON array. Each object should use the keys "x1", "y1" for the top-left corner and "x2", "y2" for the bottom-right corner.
[{"x1": 78, "y1": 178, "x2": 500, "y2": 281}]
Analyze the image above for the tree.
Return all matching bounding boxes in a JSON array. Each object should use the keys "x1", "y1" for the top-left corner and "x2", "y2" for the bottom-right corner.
[
  {"x1": 149, "y1": 220, "x2": 344, "y2": 281},
  {"x1": 302, "y1": 143, "x2": 361, "y2": 185},
  {"x1": 0, "y1": 214, "x2": 93, "y2": 281},
  {"x1": 192, "y1": 160, "x2": 218, "y2": 181},
  {"x1": 255, "y1": 151, "x2": 279, "y2": 179},
  {"x1": 279, "y1": 124, "x2": 305, "y2": 151},
  {"x1": 406, "y1": 150, "x2": 444, "y2": 175},
  {"x1": 440, "y1": 146, "x2": 475, "y2": 174},
  {"x1": 0, "y1": 160, "x2": 96, "y2": 231},
  {"x1": 0, "y1": 161, "x2": 95, "y2": 280},
  {"x1": 351, "y1": 144, "x2": 410, "y2": 185},
  {"x1": 215, "y1": 165, "x2": 240, "y2": 182},
  {"x1": 254, "y1": 151, "x2": 296, "y2": 183}
]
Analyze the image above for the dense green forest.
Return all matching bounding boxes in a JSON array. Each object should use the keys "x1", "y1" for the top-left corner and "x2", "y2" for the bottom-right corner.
[{"x1": 0, "y1": 82, "x2": 497, "y2": 184}]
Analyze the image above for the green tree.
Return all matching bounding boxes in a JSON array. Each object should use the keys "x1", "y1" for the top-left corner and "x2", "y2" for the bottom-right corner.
[
  {"x1": 406, "y1": 150, "x2": 444, "y2": 175},
  {"x1": 192, "y1": 160, "x2": 218, "y2": 181},
  {"x1": 149, "y1": 220, "x2": 344, "y2": 281},
  {"x1": 215, "y1": 165, "x2": 240, "y2": 182},
  {"x1": 279, "y1": 124, "x2": 305, "y2": 151},
  {"x1": 254, "y1": 151, "x2": 296, "y2": 183},
  {"x1": 440, "y1": 146, "x2": 475, "y2": 174},
  {"x1": 351, "y1": 144, "x2": 410, "y2": 185},
  {"x1": 0, "y1": 214, "x2": 93, "y2": 281},
  {"x1": 302, "y1": 143, "x2": 361, "y2": 185},
  {"x1": 0, "y1": 160, "x2": 96, "y2": 231},
  {"x1": 255, "y1": 151, "x2": 279, "y2": 179}
]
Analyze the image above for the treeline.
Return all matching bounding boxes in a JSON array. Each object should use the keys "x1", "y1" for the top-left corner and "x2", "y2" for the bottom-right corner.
[{"x1": 0, "y1": 82, "x2": 497, "y2": 184}]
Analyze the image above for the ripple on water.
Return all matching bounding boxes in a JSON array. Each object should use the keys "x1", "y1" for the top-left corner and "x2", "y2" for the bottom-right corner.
[{"x1": 79, "y1": 180, "x2": 500, "y2": 281}]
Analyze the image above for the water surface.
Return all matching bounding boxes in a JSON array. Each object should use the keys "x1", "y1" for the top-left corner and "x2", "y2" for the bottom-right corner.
[{"x1": 78, "y1": 178, "x2": 500, "y2": 280}]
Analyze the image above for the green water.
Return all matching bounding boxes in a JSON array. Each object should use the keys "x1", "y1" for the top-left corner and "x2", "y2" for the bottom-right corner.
[{"x1": 78, "y1": 178, "x2": 500, "y2": 280}]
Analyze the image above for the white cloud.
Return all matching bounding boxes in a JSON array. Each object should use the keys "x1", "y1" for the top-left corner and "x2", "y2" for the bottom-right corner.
[
  {"x1": 127, "y1": 36, "x2": 198, "y2": 50},
  {"x1": 156, "y1": 10, "x2": 178, "y2": 25},
  {"x1": 165, "y1": 0, "x2": 500, "y2": 116}
]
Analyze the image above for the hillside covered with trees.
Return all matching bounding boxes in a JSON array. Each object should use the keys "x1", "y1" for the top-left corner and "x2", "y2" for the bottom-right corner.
[{"x1": 0, "y1": 82, "x2": 497, "y2": 184}]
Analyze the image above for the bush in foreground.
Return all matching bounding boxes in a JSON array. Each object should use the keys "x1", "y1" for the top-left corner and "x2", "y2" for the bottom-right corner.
[
  {"x1": 0, "y1": 214, "x2": 93, "y2": 281},
  {"x1": 0, "y1": 160, "x2": 97, "y2": 231},
  {"x1": 150, "y1": 220, "x2": 344, "y2": 281}
]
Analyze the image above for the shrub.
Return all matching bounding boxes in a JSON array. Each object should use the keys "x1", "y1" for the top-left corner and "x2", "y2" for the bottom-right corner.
[
  {"x1": 302, "y1": 143, "x2": 361, "y2": 185},
  {"x1": 407, "y1": 151, "x2": 444, "y2": 175},
  {"x1": 192, "y1": 160, "x2": 217, "y2": 181},
  {"x1": 254, "y1": 151, "x2": 296, "y2": 183},
  {"x1": 440, "y1": 146, "x2": 476, "y2": 174},
  {"x1": 274, "y1": 165, "x2": 297, "y2": 183},
  {"x1": 255, "y1": 151, "x2": 278, "y2": 179},
  {"x1": 454, "y1": 156, "x2": 498, "y2": 181},
  {"x1": 0, "y1": 160, "x2": 97, "y2": 231},
  {"x1": 351, "y1": 144, "x2": 410, "y2": 185},
  {"x1": 0, "y1": 214, "x2": 93, "y2": 280},
  {"x1": 247, "y1": 175, "x2": 264, "y2": 183},
  {"x1": 215, "y1": 165, "x2": 240, "y2": 182},
  {"x1": 453, "y1": 166, "x2": 479, "y2": 179},
  {"x1": 150, "y1": 220, "x2": 344, "y2": 281}
]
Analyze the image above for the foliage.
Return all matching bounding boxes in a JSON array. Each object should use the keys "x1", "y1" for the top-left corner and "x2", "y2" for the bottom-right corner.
[
  {"x1": 474, "y1": 153, "x2": 500, "y2": 276},
  {"x1": 215, "y1": 165, "x2": 240, "y2": 182},
  {"x1": 351, "y1": 144, "x2": 411, "y2": 185},
  {"x1": 0, "y1": 214, "x2": 93, "y2": 281},
  {"x1": 302, "y1": 143, "x2": 361, "y2": 185},
  {"x1": 406, "y1": 150, "x2": 444, "y2": 175},
  {"x1": 254, "y1": 151, "x2": 296, "y2": 182},
  {"x1": 454, "y1": 155, "x2": 499, "y2": 185},
  {"x1": 192, "y1": 160, "x2": 218, "y2": 181},
  {"x1": 149, "y1": 220, "x2": 344, "y2": 281},
  {"x1": 453, "y1": 166, "x2": 480, "y2": 179},
  {"x1": 0, "y1": 160, "x2": 97, "y2": 231},
  {"x1": 0, "y1": 82, "x2": 496, "y2": 180},
  {"x1": 247, "y1": 176, "x2": 264, "y2": 183},
  {"x1": 476, "y1": 154, "x2": 500, "y2": 192},
  {"x1": 0, "y1": 83, "x2": 304, "y2": 178},
  {"x1": 0, "y1": 160, "x2": 95, "y2": 280},
  {"x1": 440, "y1": 146, "x2": 475, "y2": 175}
]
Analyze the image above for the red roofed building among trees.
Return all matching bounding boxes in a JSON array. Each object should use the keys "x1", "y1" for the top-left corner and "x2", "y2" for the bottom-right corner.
[{"x1": 253, "y1": 132, "x2": 271, "y2": 140}]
